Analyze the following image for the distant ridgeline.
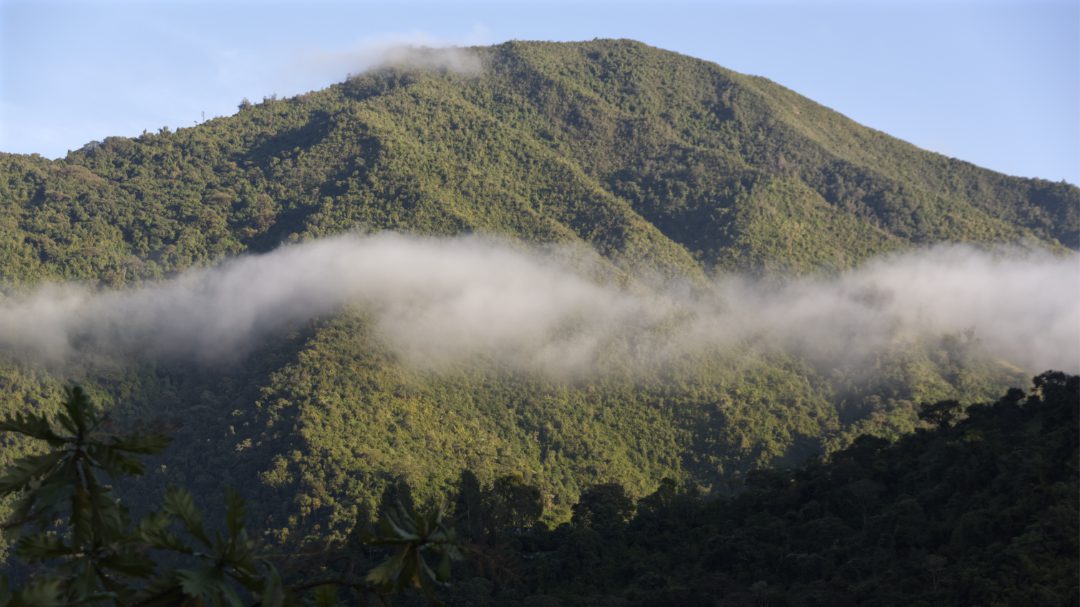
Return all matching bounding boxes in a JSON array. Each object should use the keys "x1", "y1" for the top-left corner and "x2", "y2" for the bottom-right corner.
[{"x1": 0, "y1": 39, "x2": 1076, "y2": 555}]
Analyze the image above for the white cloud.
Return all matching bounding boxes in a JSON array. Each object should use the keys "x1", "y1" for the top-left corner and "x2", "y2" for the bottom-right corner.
[
  {"x1": 1, "y1": 234, "x2": 1076, "y2": 377},
  {"x1": 291, "y1": 27, "x2": 492, "y2": 84}
]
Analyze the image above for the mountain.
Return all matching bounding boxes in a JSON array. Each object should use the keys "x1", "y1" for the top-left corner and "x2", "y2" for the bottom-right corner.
[
  {"x1": 0, "y1": 39, "x2": 1075, "y2": 547},
  {"x1": 2, "y1": 40, "x2": 1076, "y2": 286}
]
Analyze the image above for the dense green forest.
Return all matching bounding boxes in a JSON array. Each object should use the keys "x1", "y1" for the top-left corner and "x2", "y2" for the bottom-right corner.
[
  {"x1": 2, "y1": 40, "x2": 1075, "y2": 290},
  {"x1": 0, "y1": 39, "x2": 1077, "y2": 567},
  {"x1": 433, "y1": 372, "x2": 1079, "y2": 606},
  {"x1": 2, "y1": 375, "x2": 1075, "y2": 605}
]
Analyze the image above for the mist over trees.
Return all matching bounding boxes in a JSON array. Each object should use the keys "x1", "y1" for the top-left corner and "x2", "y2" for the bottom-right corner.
[{"x1": 0, "y1": 39, "x2": 1077, "y2": 603}]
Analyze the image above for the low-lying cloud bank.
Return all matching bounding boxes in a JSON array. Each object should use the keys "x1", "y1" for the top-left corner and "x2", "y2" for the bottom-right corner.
[{"x1": 0, "y1": 234, "x2": 1076, "y2": 375}]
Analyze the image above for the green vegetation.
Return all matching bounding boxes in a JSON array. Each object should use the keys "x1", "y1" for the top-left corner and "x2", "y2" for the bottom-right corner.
[
  {"x1": 0, "y1": 39, "x2": 1075, "y2": 562},
  {"x1": 2, "y1": 40, "x2": 1075, "y2": 288},
  {"x1": 0, "y1": 387, "x2": 460, "y2": 606},
  {"x1": 3, "y1": 376, "x2": 1075, "y2": 604},
  {"x1": 432, "y1": 372, "x2": 1079, "y2": 606}
]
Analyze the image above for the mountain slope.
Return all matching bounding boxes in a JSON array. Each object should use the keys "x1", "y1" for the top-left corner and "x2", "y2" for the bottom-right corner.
[
  {"x1": 429, "y1": 373, "x2": 1079, "y2": 606},
  {"x1": 2, "y1": 39, "x2": 1075, "y2": 287},
  {"x1": 0, "y1": 39, "x2": 1073, "y2": 544}
]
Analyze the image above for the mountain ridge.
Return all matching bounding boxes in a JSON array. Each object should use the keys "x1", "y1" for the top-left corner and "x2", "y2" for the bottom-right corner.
[
  {"x1": 2, "y1": 39, "x2": 1076, "y2": 289},
  {"x1": 0, "y1": 38, "x2": 1075, "y2": 546}
]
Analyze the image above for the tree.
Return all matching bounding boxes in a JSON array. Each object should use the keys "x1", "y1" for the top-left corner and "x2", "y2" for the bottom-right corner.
[
  {"x1": 0, "y1": 387, "x2": 460, "y2": 606},
  {"x1": 571, "y1": 483, "x2": 633, "y2": 533},
  {"x1": 918, "y1": 398, "x2": 963, "y2": 429},
  {"x1": 364, "y1": 499, "x2": 461, "y2": 604},
  {"x1": 453, "y1": 470, "x2": 484, "y2": 543},
  {"x1": 0, "y1": 386, "x2": 280, "y2": 605},
  {"x1": 485, "y1": 475, "x2": 542, "y2": 542}
]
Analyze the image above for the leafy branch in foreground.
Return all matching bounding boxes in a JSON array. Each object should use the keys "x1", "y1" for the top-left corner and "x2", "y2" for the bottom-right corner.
[
  {"x1": 0, "y1": 387, "x2": 459, "y2": 606},
  {"x1": 363, "y1": 500, "x2": 460, "y2": 604}
]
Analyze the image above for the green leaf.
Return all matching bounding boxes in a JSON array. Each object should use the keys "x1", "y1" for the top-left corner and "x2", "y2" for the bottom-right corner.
[
  {"x1": 0, "y1": 412, "x2": 65, "y2": 447},
  {"x1": 10, "y1": 577, "x2": 65, "y2": 607},
  {"x1": 220, "y1": 583, "x2": 246, "y2": 607},
  {"x1": 109, "y1": 432, "x2": 171, "y2": 455},
  {"x1": 26, "y1": 475, "x2": 74, "y2": 517},
  {"x1": 138, "y1": 512, "x2": 191, "y2": 553},
  {"x1": 0, "y1": 451, "x2": 66, "y2": 496},
  {"x1": 69, "y1": 560, "x2": 99, "y2": 601},
  {"x1": 163, "y1": 487, "x2": 209, "y2": 546},
  {"x1": 219, "y1": 531, "x2": 258, "y2": 576},
  {"x1": 177, "y1": 565, "x2": 221, "y2": 598},
  {"x1": 365, "y1": 548, "x2": 409, "y2": 592},
  {"x1": 71, "y1": 485, "x2": 94, "y2": 547},
  {"x1": 13, "y1": 533, "x2": 70, "y2": 562},
  {"x1": 377, "y1": 504, "x2": 419, "y2": 543},
  {"x1": 224, "y1": 488, "x2": 245, "y2": 538},
  {"x1": 87, "y1": 444, "x2": 146, "y2": 478},
  {"x1": 60, "y1": 386, "x2": 94, "y2": 436},
  {"x1": 259, "y1": 566, "x2": 285, "y2": 607},
  {"x1": 85, "y1": 474, "x2": 128, "y2": 542},
  {"x1": 435, "y1": 550, "x2": 452, "y2": 583}
]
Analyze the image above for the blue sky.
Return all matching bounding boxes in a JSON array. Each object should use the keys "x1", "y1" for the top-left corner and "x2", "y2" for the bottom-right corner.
[{"x1": 2, "y1": 0, "x2": 1077, "y2": 184}]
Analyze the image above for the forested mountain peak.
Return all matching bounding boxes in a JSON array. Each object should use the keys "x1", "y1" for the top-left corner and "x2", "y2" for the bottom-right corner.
[
  {"x1": 0, "y1": 39, "x2": 1075, "y2": 571},
  {"x1": 2, "y1": 39, "x2": 1076, "y2": 290}
]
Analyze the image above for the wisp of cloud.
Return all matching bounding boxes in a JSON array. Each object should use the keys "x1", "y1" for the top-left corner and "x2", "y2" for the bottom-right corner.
[
  {"x1": 299, "y1": 35, "x2": 483, "y2": 81},
  {"x1": 0, "y1": 233, "x2": 1076, "y2": 375}
]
